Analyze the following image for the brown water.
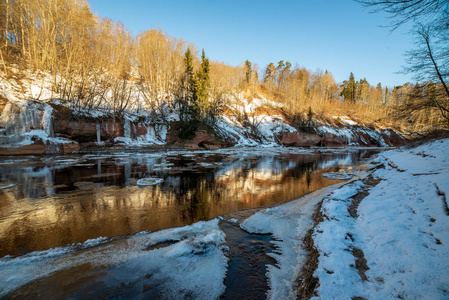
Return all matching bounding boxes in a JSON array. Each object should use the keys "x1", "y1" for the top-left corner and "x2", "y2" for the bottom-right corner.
[{"x1": 0, "y1": 147, "x2": 381, "y2": 258}]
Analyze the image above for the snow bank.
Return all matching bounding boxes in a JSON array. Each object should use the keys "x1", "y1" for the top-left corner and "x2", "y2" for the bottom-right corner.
[{"x1": 311, "y1": 138, "x2": 449, "y2": 299}]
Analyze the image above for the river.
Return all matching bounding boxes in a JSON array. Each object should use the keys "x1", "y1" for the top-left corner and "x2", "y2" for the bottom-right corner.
[{"x1": 0, "y1": 146, "x2": 383, "y2": 298}]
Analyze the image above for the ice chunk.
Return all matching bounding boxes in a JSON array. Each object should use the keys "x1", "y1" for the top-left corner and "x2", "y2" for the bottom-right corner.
[
  {"x1": 0, "y1": 184, "x2": 15, "y2": 190},
  {"x1": 323, "y1": 172, "x2": 352, "y2": 180},
  {"x1": 137, "y1": 178, "x2": 163, "y2": 186}
]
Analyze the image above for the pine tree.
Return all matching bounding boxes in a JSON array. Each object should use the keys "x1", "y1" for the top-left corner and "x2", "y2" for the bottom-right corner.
[
  {"x1": 349, "y1": 72, "x2": 356, "y2": 101},
  {"x1": 244, "y1": 60, "x2": 252, "y2": 84},
  {"x1": 178, "y1": 47, "x2": 196, "y2": 122},
  {"x1": 194, "y1": 49, "x2": 210, "y2": 116},
  {"x1": 184, "y1": 47, "x2": 195, "y2": 98},
  {"x1": 341, "y1": 72, "x2": 356, "y2": 102},
  {"x1": 264, "y1": 63, "x2": 277, "y2": 89}
]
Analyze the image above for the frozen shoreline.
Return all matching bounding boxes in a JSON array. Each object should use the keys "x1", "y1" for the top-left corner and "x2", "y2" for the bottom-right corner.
[
  {"x1": 236, "y1": 138, "x2": 449, "y2": 299},
  {"x1": 304, "y1": 139, "x2": 448, "y2": 299}
]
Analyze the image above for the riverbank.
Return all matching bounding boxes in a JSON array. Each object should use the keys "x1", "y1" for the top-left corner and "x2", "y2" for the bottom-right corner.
[{"x1": 243, "y1": 137, "x2": 449, "y2": 299}]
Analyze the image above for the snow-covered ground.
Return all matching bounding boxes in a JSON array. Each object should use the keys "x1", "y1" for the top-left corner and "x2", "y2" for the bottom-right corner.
[{"x1": 312, "y1": 139, "x2": 449, "y2": 299}]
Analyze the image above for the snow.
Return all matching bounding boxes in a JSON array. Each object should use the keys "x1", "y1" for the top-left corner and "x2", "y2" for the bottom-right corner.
[
  {"x1": 311, "y1": 138, "x2": 449, "y2": 299},
  {"x1": 340, "y1": 116, "x2": 358, "y2": 126},
  {"x1": 0, "y1": 219, "x2": 228, "y2": 299}
]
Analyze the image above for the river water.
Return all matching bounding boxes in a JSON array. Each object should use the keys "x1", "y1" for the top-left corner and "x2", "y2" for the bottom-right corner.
[
  {"x1": 0, "y1": 147, "x2": 383, "y2": 298},
  {"x1": 0, "y1": 147, "x2": 382, "y2": 258}
]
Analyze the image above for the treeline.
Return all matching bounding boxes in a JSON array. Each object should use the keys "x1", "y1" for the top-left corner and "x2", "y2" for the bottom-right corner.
[{"x1": 0, "y1": 0, "x2": 443, "y2": 130}]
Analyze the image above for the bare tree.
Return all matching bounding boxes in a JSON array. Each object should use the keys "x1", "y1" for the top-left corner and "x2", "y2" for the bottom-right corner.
[{"x1": 356, "y1": 0, "x2": 449, "y2": 123}]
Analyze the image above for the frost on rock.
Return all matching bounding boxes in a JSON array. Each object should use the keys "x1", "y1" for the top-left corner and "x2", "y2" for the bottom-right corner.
[
  {"x1": 0, "y1": 219, "x2": 228, "y2": 299},
  {"x1": 0, "y1": 99, "x2": 73, "y2": 148}
]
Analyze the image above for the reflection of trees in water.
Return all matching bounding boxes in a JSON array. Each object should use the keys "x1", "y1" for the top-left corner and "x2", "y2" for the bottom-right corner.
[
  {"x1": 0, "y1": 149, "x2": 383, "y2": 257},
  {"x1": 0, "y1": 166, "x2": 54, "y2": 199}
]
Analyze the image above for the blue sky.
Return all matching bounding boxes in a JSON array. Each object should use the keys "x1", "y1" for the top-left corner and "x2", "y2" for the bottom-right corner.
[{"x1": 88, "y1": 0, "x2": 413, "y2": 87}]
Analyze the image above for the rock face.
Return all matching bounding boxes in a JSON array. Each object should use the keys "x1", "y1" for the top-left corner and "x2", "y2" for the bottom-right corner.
[
  {"x1": 54, "y1": 118, "x2": 123, "y2": 142},
  {"x1": 193, "y1": 130, "x2": 222, "y2": 149},
  {"x1": 280, "y1": 132, "x2": 321, "y2": 147},
  {"x1": 381, "y1": 129, "x2": 407, "y2": 147},
  {"x1": 182, "y1": 130, "x2": 224, "y2": 150},
  {"x1": 321, "y1": 133, "x2": 348, "y2": 147},
  {"x1": 0, "y1": 139, "x2": 46, "y2": 155},
  {"x1": 0, "y1": 138, "x2": 79, "y2": 155},
  {"x1": 352, "y1": 130, "x2": 382, "y2": 147},
  {"x1": 0, "y1": 98, "x2": 409, "y2": 153}
]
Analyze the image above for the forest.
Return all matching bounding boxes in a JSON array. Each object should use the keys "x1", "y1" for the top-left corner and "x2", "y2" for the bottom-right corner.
[{"x1": 0, "y1": 0, "x2": 447, "y2": 134}]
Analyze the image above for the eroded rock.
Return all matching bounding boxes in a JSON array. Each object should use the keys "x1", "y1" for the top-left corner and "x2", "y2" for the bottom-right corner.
[{"x1": 280, "y1": 132, "x2": 322, "y2": 147}]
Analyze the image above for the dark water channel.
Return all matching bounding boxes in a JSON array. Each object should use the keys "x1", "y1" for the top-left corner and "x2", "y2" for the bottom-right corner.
[{"x1": 0, "y1": 147, "x2": 381, "y2": 258}]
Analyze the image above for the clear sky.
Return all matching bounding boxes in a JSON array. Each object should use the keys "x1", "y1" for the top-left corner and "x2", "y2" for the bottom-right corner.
[{"x1": 88, "y1": 0, "x2": 413, "y2": 87}]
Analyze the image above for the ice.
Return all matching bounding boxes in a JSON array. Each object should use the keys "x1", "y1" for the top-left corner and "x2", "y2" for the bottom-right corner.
[
  {"x1": 0, "y1": 184, "x2": 15, "y2": 190},
  {"x1": 322, "y1": 172, "x2": 353, "y2": 180},
  {"x1": 0, "y1": 219, "x2": 228, "y2": 299},
  {"x1": 137, "y1": 178, "x2": 164, "y2": 186}
]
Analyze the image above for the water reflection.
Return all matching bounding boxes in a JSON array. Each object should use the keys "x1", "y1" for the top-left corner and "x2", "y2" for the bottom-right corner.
[{"x1": 0, "y1": 148, "x2": 381, "y2": 257}]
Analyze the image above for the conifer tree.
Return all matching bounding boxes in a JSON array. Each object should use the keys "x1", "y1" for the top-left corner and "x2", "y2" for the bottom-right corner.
[
  {"x1": 264, "y1": 63, "x2": 277, "y2": 89},
  {"x1": 244, "y1": 60, "x2": 252, "y2": 84},
  {"x1": 184, "y1": 47, "x2": 195, "y2": 99},
  {"x1": 178, "y1": 47, "x2": 196, "y2": 122},
  {"x1": 193, "y1": 49, "x2": 210, "y2": 118},
  {"x1": 341, "y1": 72, "x2": 356, "y2": 102}
]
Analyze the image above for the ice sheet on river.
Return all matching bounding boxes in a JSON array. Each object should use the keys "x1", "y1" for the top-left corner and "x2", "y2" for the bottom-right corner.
[{"x1": 0, "y1": 219, "x2": 228, "y2": 299}]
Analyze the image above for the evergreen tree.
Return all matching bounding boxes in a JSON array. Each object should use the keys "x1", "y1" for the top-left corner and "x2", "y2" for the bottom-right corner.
[
  {"x1": 357, "y1": 78, "x2": 370, "y2": 102},
  {"x1": 244, "y1": 60, "x2": 252, "y2": 84},
  {"x1": 264, "y1": 63, "x2": 277, "y2": 89},
  {"x1": 184, "y1": 47, "x2": 195, "y2": 99},
  {"x1": 349, "y1": 72, "x2": 356, "y2": 101},
  {"x1": 341, "y1": 72, "x2": 356, "y2": 102},
  {"x1": 178, "y1": 47, "x2": 197, "y2": 122},
  {"x1": 194, "y1": 49, "x2": 210, "y2": 116}
]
